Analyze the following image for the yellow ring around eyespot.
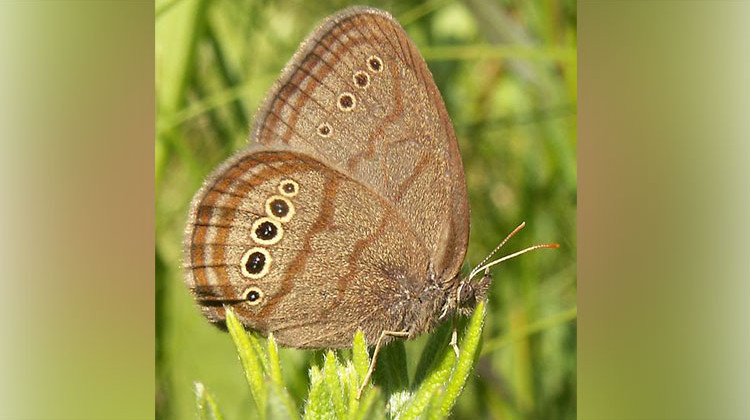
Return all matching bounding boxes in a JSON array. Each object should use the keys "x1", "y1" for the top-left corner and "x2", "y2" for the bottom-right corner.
[
  {"x1": 278, "y1": 179, "x2": 299, "y2": 197},
  {"x1": 240, "y1": 247, "x2": 272, "y2": 279},
  {"x1": 242, "y1": 286, "x2": 264, "y2": 305},
  {"x1": 317, "y1": 122, "x2": 332, "y2": 138},
  {"x1": 367, "y1": 55, "x2": 384, "y2": 73},
  {"x1": 250, "y1": 217, "x2": 283, "y2": 246},
  {"x1": 265, "y1": 195, "x2": 295, "y2": 223},
  {"x1": 337, "y1": 92, "x2": 357, "y2": 112},
  {"x1": 353, "y1": 71, "x2": 370, "y2": 89}
]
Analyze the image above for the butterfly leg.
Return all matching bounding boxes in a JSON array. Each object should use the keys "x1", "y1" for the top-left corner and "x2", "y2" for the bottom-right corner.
[
  {"x1": 357, "y1": 330, "x2": 410, "y2": 400},
  {"x1": 449, "y1": 317, "x2": 460, "y2": 358}
]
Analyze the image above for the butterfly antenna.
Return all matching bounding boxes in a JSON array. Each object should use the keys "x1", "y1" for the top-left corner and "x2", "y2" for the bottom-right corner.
[
  {"x1": 472, "y1": 222, "x2": 526, "y2": 274},
  {"x1": 468, "y1": 222, "x2": 559, "y2": 282}
]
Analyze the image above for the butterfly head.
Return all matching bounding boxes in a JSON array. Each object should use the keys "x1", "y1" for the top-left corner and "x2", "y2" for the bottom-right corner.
[{"x1": 455, "y1": 270, "x2": 492, "y2": 316}]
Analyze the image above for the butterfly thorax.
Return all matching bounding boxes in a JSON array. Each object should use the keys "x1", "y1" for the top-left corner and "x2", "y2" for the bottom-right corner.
[{"x1": 403, "y1": 271, "x2": 491, "y2": 339}]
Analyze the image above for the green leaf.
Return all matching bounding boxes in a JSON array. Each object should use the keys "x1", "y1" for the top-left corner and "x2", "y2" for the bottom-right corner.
[
  {"x1": 194, "y1": 382, "x2": 224, "y2": 420},
  {"x1": 386, "y1": 390, "x2": 413, "y2": 418},
  {"x1": 303, "y1": 366, "x2": 335, "y2": 420},
  {"x1": 400, "y1": 301, "x2": 487, "y2": 420},
  {"x1": 351, "y1": 331, "x2": 369, "y2": 382},
  {"x1": 323, "y1": 351, "x2": 346, "y2": 419},
  {"x1": 251, "y1": 330, "x2": 271, "y2": 374},
  {"x1": 225, "y1": 308, "x2": 266, "y2": 420},
  {"x1": 430, "y1": 300, "x2": 487, "y2": 419},
  {"x1": 215, "y1": 305, "x2": 485, "y2": 420},
  {"x1": 267, "y1": 333, "x2": 284, "y2": 385},
  {"x1": 349, "y1": 330, "x2": 371, "y2": 407},
  {"x1": 343, "y1": 363, "x2": 361, "y2": 420}
]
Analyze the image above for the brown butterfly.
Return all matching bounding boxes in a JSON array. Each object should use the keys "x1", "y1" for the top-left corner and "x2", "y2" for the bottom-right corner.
[{"x1": 183, "y1": 7, "x2": 556, "y2": 390}]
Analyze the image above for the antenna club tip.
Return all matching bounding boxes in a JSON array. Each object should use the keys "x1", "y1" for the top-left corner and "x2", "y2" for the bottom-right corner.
[{"x1": 547, "y1": 243, "x2": 561, "y2": 249}]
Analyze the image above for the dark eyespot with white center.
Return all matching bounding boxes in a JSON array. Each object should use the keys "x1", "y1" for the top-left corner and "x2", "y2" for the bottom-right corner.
[
  {"x1": 240, "y1": 247, "x2": 271, "y2": 279},
  {"x1": 243, "y1": 286, "x2": 264, "y2": 305},
  {"x1": 265, "y1": 195, "x2": 295, "y2": 223},
  {"x1": 353, "y1": 71, "x2": 370, "y2": 89},
  {"x1": 337, "y1": 92, "x2": 356, "y2": 112},
  {"x1": 367, "y1": 55, "x2": 383, "y2": 72},
  {"x1": 317, "y1": 122, "x2": 332, "y2": 137},
  {"x1": 278, "y1": 179, "x2": 299, "y2": 197},
  {"x1": 250, "y1": 217, "x2": 283, "y2": 245}
]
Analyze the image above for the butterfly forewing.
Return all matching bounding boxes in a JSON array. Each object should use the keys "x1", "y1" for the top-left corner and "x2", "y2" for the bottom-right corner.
[{"x1": 251, "y1": 7, "x2": 469, "y2": 280}]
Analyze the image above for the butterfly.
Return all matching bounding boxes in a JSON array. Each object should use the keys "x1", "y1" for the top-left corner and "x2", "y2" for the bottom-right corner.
[{"x1": 183, "y1": 9, "x2": 556, "y2": 390}]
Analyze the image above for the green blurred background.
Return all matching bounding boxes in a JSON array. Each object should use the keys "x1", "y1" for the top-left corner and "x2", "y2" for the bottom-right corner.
[
  {"x1": 156, "y1": 0, "x2": 576, "y2": 419},
  {"x1": 1, "y1": 1, "x2": 749, "y2": 419}
]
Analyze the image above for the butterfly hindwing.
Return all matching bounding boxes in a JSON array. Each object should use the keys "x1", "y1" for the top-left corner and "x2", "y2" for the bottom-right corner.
[{"x1": 185, "y1": 149, "x2": 435, "y2": 347}]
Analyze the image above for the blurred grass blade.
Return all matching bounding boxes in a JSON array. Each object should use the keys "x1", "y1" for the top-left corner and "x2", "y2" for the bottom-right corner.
[
  {"x1": 372, "y1": 340, "x2": 409, "y2": 394},
  {"x1": 267, "y1": 381, "x2": 300, "y2": 420},
  {"x1": 354, "y1": 386, "x2": 385, "y2": 420},
  {"x1": 194, "y1": 382, "x2": 224, "y2": 420},
  {"x1": 225, "y1": 308, "x2": 267, "y2": 420},
  {"x1": 267, "y1": 334, "x2": 301, "y2": 420},
  {"x1": 412, "y1": 321, "x2": 452, "y2": 386},
  {"x1": 154, "y1": 0, "x2": 206, "y2": 190},
  {"x1": 398, "y1": 336, "x2": 456, "y2": 419},
  {"x1": 155, "y1": 0, "x2": 185, "y2": 19},
  {"x1": 155, "y1": 0, "x2": 205, "y2": 111},
  {"x1": 397, "y1": 0, "x2": 452, "y2": 26},
  {"x1": 481, "y1": 306, "x2": 577, "y2": 355},
  {"x1": 430, "y1": 300, "x2": 487, "y2": 419}
]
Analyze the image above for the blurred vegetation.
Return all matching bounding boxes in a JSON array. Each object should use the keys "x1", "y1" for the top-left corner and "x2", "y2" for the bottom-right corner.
[
  {"x1": 207, "y1": 303, "x2": 487, "y2": 420},
  {"x1": 156, "y1": 0, "x2": 576, "y2": 419}
]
